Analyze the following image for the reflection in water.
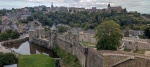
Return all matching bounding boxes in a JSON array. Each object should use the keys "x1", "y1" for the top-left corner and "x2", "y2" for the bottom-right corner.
[
  {"x1": 11, "y1": 41, "x2": 30, "y2": 54},
  {"x1": 4, "y1": 41, "x2": 58, "y2": 58}
]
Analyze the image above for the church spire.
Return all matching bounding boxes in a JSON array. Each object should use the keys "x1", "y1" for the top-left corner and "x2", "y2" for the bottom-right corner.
[
  {"x1": 51, "y1": 2, "x2": 54, "y2": 8},
  {"x1": 108, "y1": 2, "x2": 111, "y2": 8}
]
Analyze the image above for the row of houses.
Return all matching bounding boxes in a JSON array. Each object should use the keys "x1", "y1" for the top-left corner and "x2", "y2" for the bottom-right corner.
[
  {"x1": 70, "y1": 28, "x2": 145, "y2": 44},
  {"x1": 49, "y1": 3, "x2": 125, "y2": 13},
  {"x1": 19, "y1": 3, "x2": 125, "y2": 14}
]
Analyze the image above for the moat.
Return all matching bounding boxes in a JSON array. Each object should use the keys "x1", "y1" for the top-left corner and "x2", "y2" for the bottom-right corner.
[{"x1": 3, "y1": 41, "x2": 59, "y2": 58}]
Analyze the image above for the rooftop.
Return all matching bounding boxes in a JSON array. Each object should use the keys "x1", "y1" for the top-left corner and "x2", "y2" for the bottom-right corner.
[{"x1": 51, "y1": 24, "x2": 57, "y2": 30}]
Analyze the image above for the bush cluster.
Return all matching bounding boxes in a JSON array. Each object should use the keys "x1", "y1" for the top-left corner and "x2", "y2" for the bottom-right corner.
[
  {"x1": 0, "y1": 29, "x2": 20, "y2": 41},
  {"x1": 0, "y1": 52, "x2": 18, "y2": 66}
]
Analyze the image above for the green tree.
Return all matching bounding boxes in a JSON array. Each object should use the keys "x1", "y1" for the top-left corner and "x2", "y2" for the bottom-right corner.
[
  {"x1": 42, "y1": 7, "x2": 47, "y2": 11},
  {"x1": 95, "y1": 20, "x2": 123, "y2": 50},
  {"x1": 27, "y1": 16, "x2": 33, "y2": 21},
  {"x1": 11, "y1": 30, "x2": 20, "y2": 39},
  {"x1": 2, "y1": 53, "x2": 17, "y2": 65},
  {"x1": 69, "y1": 22, "x2": 74, "y2": 27},
  {"x1": 0, "y1": 29, "x2": 20, "y2": 41},
  {"x1": 0, "y1": 52, "x2": 4, "y2": 66},
  {"x1": 19, "y1": 20, "x2": 28, "y2": 24},
  {"x1": 58, "y1": 26, "x2": 67, "y2": 33}
]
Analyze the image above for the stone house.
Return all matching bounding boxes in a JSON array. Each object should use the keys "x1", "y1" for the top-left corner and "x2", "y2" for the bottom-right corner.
[
  {"x1": 123, "y1": 30, "x2": 144, "y2": 38},
  {"x1": 79, "y1": 29, "x2": 96, "y2": 44},
  {"x1": 107, "y1": 3, "x2": 124, "y2": 13},
  {"x1": 1, "y1": 16, "x2": 18, "y2": 33}
]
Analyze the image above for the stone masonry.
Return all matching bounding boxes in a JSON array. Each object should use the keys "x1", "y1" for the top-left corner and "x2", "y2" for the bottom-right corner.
[{"x1": 30, "y1": 24, "x2": 150, "y2": 67}]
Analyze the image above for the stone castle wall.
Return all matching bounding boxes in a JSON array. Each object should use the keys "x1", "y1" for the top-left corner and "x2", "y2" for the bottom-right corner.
[
  {"x1": 86, "y1": 48, "x2": 107, "y2": 67},
  {"x1": 123, "y1": 40, "x2": 150, "y2": 50},
  {"x1": 123, "y1": 37, "x2": 150, "y2": 43},
  {"x1": 122, "y1": 37, "x2": 150, "y2": 50},
  {"x1": 1, "y1": 37, "x2": 28, "y2": 46},
  {"x1": 57, "y1": 37, "x2": 106, "y2": 67},
  {"x1": 29, "y1": 26, "x2": 150, "y2": 67},
  {"x1": 31, "y1": 38, "x2": 49, "y2": 48},
  {"x1": 31, "y1": 34, "x2": 150, "y2": 67},
  {"x1": 114, "y1": 57, "x2": 150, "y2": 67},
  {"x1": 100, "y1": 50, "x2": 150, "y2": 67},
  {"x1": 31, "y1": 35, "x2": 106, "y2": 67}
]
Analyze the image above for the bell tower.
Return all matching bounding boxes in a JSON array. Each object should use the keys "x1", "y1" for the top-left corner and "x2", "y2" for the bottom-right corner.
[
  {"x1": 51, "y1": 2, "x2": 54, "y2": 10},
  {"x1": 108, "y1": 2, "x2": 111, "y2": 8}
]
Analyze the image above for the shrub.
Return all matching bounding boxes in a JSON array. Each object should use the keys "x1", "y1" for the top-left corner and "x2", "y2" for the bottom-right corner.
[
  {"x1": 2, "y1": 53, "x2": 18, "y2": 65},
  {"x1": 0, "y1": 52, "x2": 4, "y2": 66},
  {"x1": 54, "y1": 45, "x2": 81, "y2": 67}
]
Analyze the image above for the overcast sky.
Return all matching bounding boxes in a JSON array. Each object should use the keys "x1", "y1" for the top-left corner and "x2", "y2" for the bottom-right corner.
[{"x1": 0, "y1": 0, "x2": 149, "y2": 14}]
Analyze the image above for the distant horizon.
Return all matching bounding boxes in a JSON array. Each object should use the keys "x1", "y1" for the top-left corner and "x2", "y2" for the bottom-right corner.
[
  {"x1": 0, "y1": 0, "x2": 150, "y2": 14},
  {"x1": 1, "y1": 5, "x2": 150, "y2": 14}
]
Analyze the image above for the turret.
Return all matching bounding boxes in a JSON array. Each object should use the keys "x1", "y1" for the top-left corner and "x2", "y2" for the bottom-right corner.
[
  {"x1": 29, "y1": 22, "x2": 35, "y2": 42},
  {"x1": 71, "y1": 28, "x2": 79, "y2": 41},
  {"x1": 49, "y1": 24, "x2": 58, "y2": 49},
  {"x1": 51, "y1": 24, "x2": 57, "y2": 34},
  {"x1": 37, "y1": 25, "x2": 45, "y2": 39}
]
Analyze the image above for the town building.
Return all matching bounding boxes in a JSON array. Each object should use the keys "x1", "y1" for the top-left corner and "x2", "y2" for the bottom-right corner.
[
  {"x1": 107, "y1": 3, "x2": 124, "y2": 13},
  {"x1": 79, "y1": 29, "x2": 96, "y2": 44}
]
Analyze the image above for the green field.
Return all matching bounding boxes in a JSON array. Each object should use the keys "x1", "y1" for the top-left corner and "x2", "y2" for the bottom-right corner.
[{"x1": 18, "y1": 54, "x2": 55, "y2": 67}]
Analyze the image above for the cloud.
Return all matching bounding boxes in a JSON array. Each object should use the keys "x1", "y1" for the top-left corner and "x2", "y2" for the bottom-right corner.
[{"x1": 0, "y1": 0, "x2": 149, "y2": 13}]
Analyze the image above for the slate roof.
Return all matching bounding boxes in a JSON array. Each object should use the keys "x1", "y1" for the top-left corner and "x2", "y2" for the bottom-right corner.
[
  {"x1": 71, "y1": 28, "x2": 78, "y2": 35},
  {"x1": 37, "y1": 25, "x2": 44, "y2": 30},
  {"x1": 51, "y1": 24, "x2": 57, "y2": 30}
]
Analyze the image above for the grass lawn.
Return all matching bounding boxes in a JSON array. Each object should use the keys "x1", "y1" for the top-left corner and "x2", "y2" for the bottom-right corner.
[
  {"x1": 18, "y1": 54, "x2": 55, "y2": 67},
  {"x1": 135, "y1": 50, "x2": 147, "y2": 54},
  {"x1": 81, "y1": 41, "x2": 96, "y2": 48},
  {"x1": 124, "y1": 48, "x2": 132, "y2": 52}
]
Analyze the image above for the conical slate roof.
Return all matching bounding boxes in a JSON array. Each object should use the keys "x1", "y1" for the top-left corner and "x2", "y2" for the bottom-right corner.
[
  {"x1": 13, "y1": 24, "x2": 18, "y2": 30},
  {"x1": 37, "y1": 25, "x2": 44, "y2": 30},
  {"x1": 72, "y1": 28, "x2": 78, "y2": 35},
  {"x1": 51, "y1": 24, "x2": 57, "y2": 30}
]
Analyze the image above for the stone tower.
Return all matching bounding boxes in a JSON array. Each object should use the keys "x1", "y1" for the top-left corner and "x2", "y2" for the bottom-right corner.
[
  {"x1": 36, "y1": 25, "x2": 45, "y2": 39},
  {"x1": 49, "y1": 24, "x2": 57, "y2": 49},
  {"x1": 108, "y1": 3, "x2": 111, "y2": 8},
  {"x1": 71, "y1": 28, "x2": 79, "y2": 55},
  {"x1": 51, "y1": 2, "x2": 54, "y2": 10},
  {"x1": 29, "y1": 23, "x2": 35, "y2": 42},
  {"x1": 72, "y1": 28, "x2": 79, "y2": 41}
]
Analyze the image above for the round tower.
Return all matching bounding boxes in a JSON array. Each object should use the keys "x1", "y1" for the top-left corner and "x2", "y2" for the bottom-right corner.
[
  {"x1": 37, "y1": 25, "x2": 45, "y2": 39},
  {"x1": 72, "y1": 28, "x2": 79, "y2": 41},
  {"x1": 49, "y1": 24, "x2": 57, "y2": 49},
  {"x1": 29, "y1": 23, "x2": 35, "y2": 42}
]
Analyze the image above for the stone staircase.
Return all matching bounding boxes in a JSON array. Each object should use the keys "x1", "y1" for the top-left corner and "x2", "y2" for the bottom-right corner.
[{"x1": 119, "y1": 42, "x2": 125, "y2": 51}]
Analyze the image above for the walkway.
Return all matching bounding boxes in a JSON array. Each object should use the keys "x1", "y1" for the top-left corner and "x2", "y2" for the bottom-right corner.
[{"x1": 0, "y1": 42, "x2": 11, "y2": 53}]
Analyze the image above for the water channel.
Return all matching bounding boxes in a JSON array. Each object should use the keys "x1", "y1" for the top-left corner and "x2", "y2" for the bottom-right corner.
[{"x1": 3, "y1": 41, "x2": 59, "y2": 58}]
